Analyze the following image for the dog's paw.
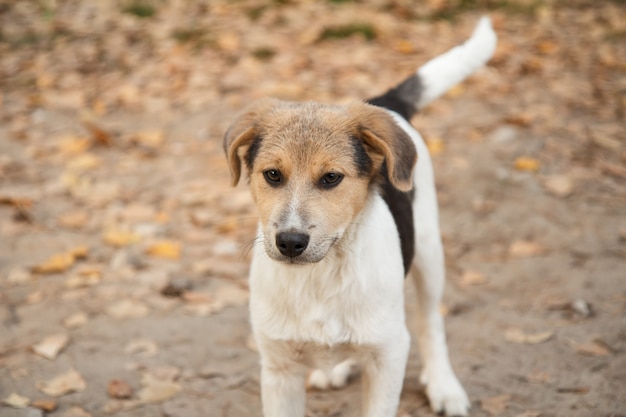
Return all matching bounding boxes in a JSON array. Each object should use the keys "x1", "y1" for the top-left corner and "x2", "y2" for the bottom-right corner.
[
  {"x1": 307, "y1": 369, "x2": 330, "y2": 390},
  {"x1": 329, "y1": 358, "x2": 358, "y2": 388},
  {"x1": 420, "y1": 368, "x2": 469, "y2": 417}
]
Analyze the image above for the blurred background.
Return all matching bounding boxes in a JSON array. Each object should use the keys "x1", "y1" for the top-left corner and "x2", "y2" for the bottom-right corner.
[{"x1": 0, "y1": 1, "x2": 625, "y2": 416}]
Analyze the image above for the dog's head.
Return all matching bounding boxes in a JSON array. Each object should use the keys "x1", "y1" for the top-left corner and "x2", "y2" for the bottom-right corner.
[{"x1": 224, "y1": 98, "x2": 416, "y2": 264}]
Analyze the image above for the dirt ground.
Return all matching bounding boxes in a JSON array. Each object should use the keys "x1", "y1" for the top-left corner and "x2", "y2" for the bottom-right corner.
[{"x1": 1, "y1": 1, "x2": 625, "y2": 416}]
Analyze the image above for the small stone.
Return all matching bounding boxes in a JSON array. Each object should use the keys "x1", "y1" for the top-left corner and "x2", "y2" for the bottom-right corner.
[
  {"x1": 161, "y1": 277, "x2": 193, "y2": 298},
  {"x1": 107, "y1": 379, "x2": 134, "y2": 399}
]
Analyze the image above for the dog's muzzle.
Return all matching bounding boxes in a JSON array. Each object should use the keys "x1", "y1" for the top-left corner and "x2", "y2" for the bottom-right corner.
[{"x1": 275, "y1": 232, "x2": 310, "y2": 258}]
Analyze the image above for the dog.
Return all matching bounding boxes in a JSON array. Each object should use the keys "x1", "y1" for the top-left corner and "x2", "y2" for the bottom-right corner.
[{"x1": 223, "y1": 17, "x2": 497, "y2": 417}]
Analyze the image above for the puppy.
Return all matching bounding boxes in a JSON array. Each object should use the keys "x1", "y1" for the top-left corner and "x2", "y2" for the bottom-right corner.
[{"x1": 224, "y1": 17, "x2": 497, "y2": 417}]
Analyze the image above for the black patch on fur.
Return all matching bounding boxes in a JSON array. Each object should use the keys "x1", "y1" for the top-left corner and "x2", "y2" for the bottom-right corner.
[
  {"x1": 367, "y1": 74, "x2": 423, "y2": 121},
  {"x1": 350, "y1": 136, "x2": 373, "y2": 176},
  {"x1": 379, "y1": 161, "x2": 415, "y2": 276},
  {"x1": 245, "y1": 135, "x2": 263, "y2": 170}
]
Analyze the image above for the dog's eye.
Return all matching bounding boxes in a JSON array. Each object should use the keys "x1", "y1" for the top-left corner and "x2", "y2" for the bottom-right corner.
[
  {"x1": 319, "y1": 172, "x2": 344, "y2": 189},
  {"x1": 263, "y1": 169, "x2": 282, "y2": 185}
]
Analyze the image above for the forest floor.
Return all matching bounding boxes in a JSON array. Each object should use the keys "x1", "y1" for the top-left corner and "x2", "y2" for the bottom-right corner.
[{"x1": 1, "y1": 1, "x2": 625, "y2": 416}]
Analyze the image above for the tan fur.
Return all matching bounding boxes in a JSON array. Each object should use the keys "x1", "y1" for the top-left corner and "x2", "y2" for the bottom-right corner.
[{"x1": 224, "y1": 99, "x2": 417, "y2": 264}]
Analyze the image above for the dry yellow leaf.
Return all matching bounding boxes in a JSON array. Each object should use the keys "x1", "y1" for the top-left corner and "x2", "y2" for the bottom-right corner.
[
  {"x1": 36, "y1": 369, "x2": 86, "y2": 397},
  {"x1": 146, "y1": 240, "x2": 181, "y2": 259},
  {"x1": 395, "y1": 39, "x2": 415, "y2": 54},
  {"x1": 33, "y1": 252, "x2": 76, "y2": 274},
  {"x1": 505, "y1": 328, "x2": 554, "y2": 344},
  {"x1": 426, "y1": 137, "x2": 445, "y2": 155},
  {"x1": 575, "y1": 339, "x2": 613, "y2": 357},
  {"x1": 481, "y1": 394, "x2": 511, "y2": 415},
  {"x1": 514, "y1": 157, "x2": 540, "y2": 172},
  {"x1": 103, "y1": 230, "x2": 141, "y2": 247},
  {"x1": 57, "y1": 136, "x2": 91, "y2": 155},
  {"x1": 67, "y1": 153, "x2": 101, "y2": 172},
  {"x1": 130, "y1": 130, "x2": 164, "y2": 148},
  {"x1": 69, "y1": 245, "x2": 89, "y2": 260}
]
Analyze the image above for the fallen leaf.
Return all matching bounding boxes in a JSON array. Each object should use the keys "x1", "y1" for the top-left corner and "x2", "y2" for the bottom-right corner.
[
  {"x1": 508, "y1": 240, "x2": 546, "y2": 258},
  {"x1": 129, "y1": 130, "x2": 164, "y2": 149},
  {"x1": 62, "y1": 406, "x2": 92, "y2": 417},
  {"x1": 543, "y1": 175, "x2": 573, "y2": 197},
  {"x1": 36, "y1": 369, "x2": 86, "y2": 397},
  {"x1": 481, "y1": 394, "x2": 511, "y2": 415},
  {"x1": 136, "y1": 375, "x2": 181, "y2": 404},
  {"x1": 425, "y1": 136, "x2": 444, "y2": 155},
  {"x1": 505, "y1": 328, "x2": 554, "y2": 344},
  {"x1": 63, "y1": 312, "x2": 88, "y2": 329},
  {"x1": 575, "y1": 339, "x2": 613, "y2": 356},
  {"x1": 57, "y1": 211, "x2": 89, "y2": 229},
  {"x1": 514, "y1": 157, "x2": 540, "y2": 172},
  {"x1": 103, "y1": 230, "x2": 142, "y2": 247},
  {"x1": 56, "y1": 135, "x2": 91, "y2": 155},
  {"x1": 32, "y1": 252, "x2": 76, "y2": 274},
  {"x1": 32, "y1": 334, "x2": 69, "y2": 360},
  {"x1": 67, "y1": 153, "x2": 102, "y2": 172},
  {"x1": 69, "y1": 245, "x2": 89, "y2": 260},
  {"x1": 459, "y1": 270, "x2": 488, "y2": 287},
  {"x1": 106, "y1": 300, "x2": 150, "y2": 319},
  {"x1": 2, "y1": 392, "x2": 30, "y2": 408},
  {"x1": 556, "y1": 386, "x2": 590, "y2": 394},
  {"x1": 108, "y1": 379, "x2": 134, "y2": 399},
  {"x1": 146, "y1": 240, "x2": 181, "y2": 259},
  {"x1": 83, "y1": 120, "x2": 113, "y2": 146},
  {"x1": 125, "y1": 338, "x2": 158, "y2": 357},
  {"x1": 31, "y1": 398, "x2": 58, "y2": 412}
]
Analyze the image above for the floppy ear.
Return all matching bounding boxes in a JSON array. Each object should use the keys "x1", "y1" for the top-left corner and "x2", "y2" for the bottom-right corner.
[
  {"x1": 223, "y1": 98, "x2": 277, "y2": 186},
  {"x1": 349, "y1": 103, "x2": 417, "y2": 192}
]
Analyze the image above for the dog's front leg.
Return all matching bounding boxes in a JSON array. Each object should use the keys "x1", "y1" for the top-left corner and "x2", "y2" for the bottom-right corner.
[
  {"x1": 361, "y1": 327, "x2": 411, "y2": 417},
  {"x1": 257, "y1": 337, "x2": 307, "y2": 417}
]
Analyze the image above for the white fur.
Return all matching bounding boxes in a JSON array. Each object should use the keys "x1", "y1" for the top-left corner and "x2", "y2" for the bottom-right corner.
[
  {"x1": 417, "y1": 16, "x2": 497, "y2": 109},
  {"x1": 245, "y1": 17, "x2": 497, "y2": 417}
]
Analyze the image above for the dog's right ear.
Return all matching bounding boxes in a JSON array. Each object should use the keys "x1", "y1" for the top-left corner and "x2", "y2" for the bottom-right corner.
[{"x1": 223, "y1": 98, "x2": 277, "y2": 186}]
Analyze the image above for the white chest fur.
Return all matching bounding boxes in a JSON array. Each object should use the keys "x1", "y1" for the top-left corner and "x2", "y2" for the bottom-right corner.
[{"x1": 249, "y1": 194, "x2": 406, "y2": 347}]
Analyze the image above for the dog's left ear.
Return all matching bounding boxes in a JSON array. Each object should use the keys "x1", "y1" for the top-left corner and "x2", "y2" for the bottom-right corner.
[
  {"x1": 350, "y1": 103, "x2": 417, "y2": 192},
  {"x1": 223, "y1": 98, "x2": 277, "y2": 186}
]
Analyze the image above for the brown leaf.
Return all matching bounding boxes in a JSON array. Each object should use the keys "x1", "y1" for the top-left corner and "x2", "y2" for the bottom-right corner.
[
  {"x1": 57, "y1": 210, "x2": 89, "y2": 229},
  {"x1": 505, "y1": 328, "x2": 554, "y2": 344},
  {"x1": 508, "y1": 240, "x2": 546, "y2": 258},
  {"x1": 31, "y1": 398, "x2": 58, "y2": 412},
  {"x1": 481, "y1": 394, "x2": 511, "y2": 415},
  {"x1": 36, "y1": 369, "x2": 86, "y2": 397},
  {"x1": 32, "y1": 334, "x2": 69, "y2": 360},
  {"x1": 108, "y1": 379, "x2": 134, "y2": 399},
  {"x1": 83, "y1": 120, "x2": 113, "y2": 146},
  {"x1": 459, "y1": 270, "x2": 488, "y2": 287},
  {"x1": 575, "y1": 339, "x2": 613, "y2": 356}
]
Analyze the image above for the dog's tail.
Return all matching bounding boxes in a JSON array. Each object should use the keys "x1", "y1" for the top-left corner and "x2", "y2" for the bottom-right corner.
[{"x1": 367, "y1": 16, "x2": 497, "y2": 120}]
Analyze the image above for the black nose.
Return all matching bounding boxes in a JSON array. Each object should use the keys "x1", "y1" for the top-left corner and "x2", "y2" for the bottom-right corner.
[{"x1": 276, "y1": 232, "x2": 310, "y2": 258}]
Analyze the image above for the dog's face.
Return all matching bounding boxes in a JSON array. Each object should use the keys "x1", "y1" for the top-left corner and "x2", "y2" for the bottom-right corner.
[{"x1": 224, "y1": 99, "x2": 416, "y2": 264}]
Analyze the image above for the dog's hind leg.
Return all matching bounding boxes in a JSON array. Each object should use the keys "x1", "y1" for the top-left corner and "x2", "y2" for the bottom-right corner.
[{"x1": 410, "y1": 152, "x2": 469, "y2": 416}]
